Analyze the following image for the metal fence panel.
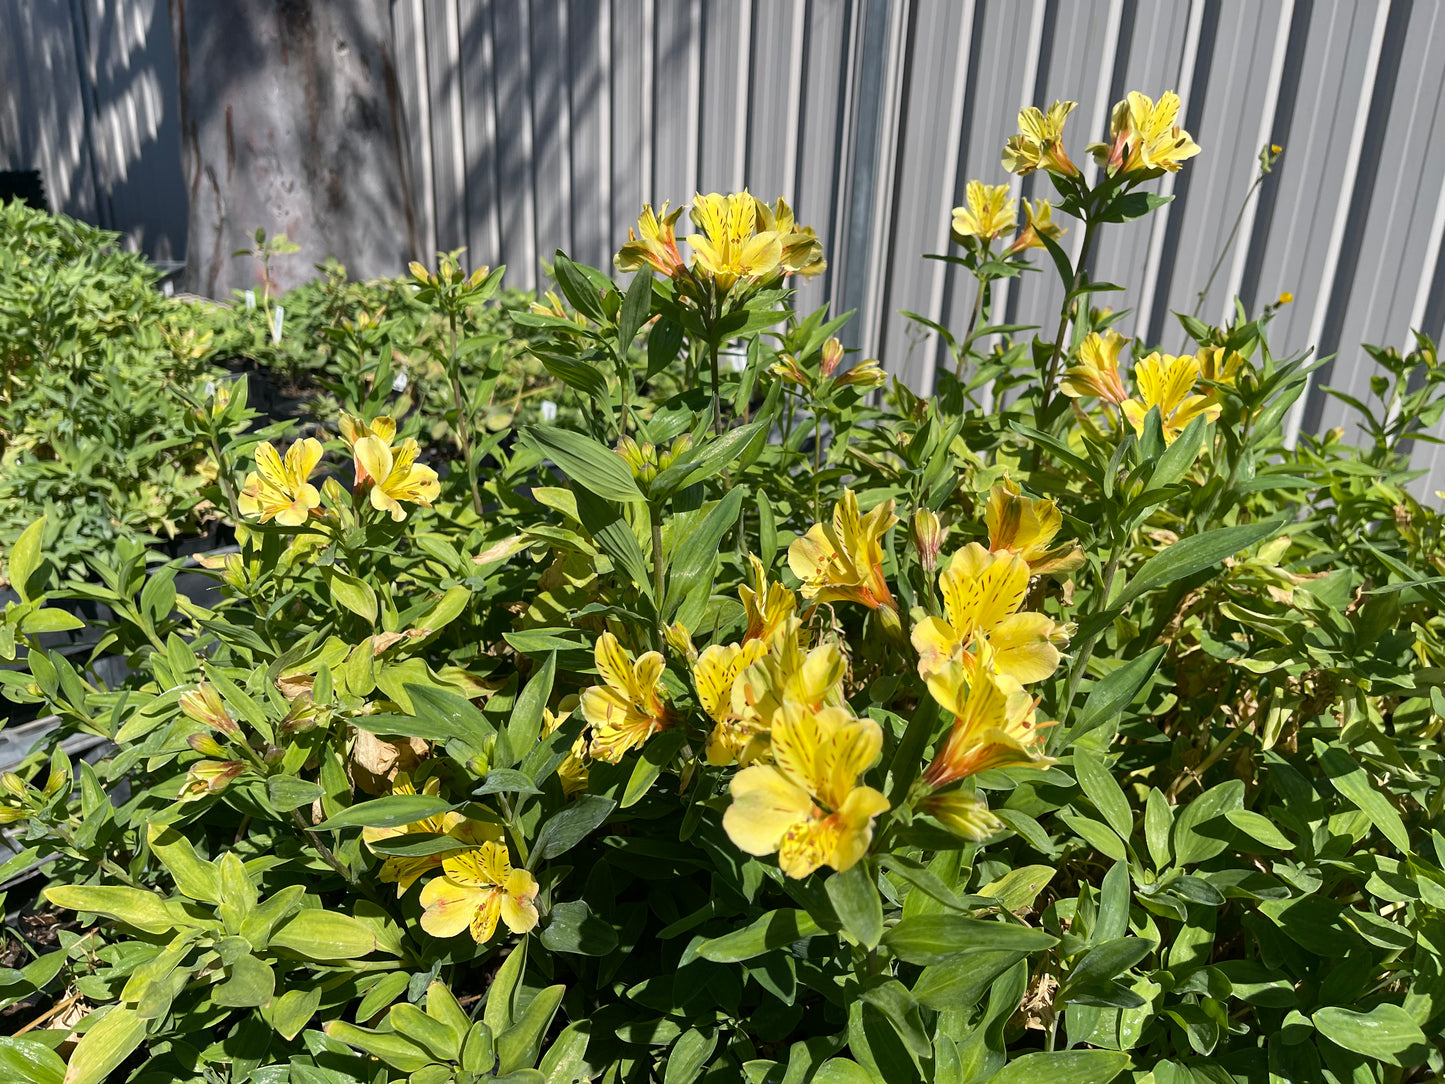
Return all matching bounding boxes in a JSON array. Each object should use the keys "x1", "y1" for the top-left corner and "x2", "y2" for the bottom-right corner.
[{"x1": 5, "y1": 0, "x2": 1445, "y2": 495}]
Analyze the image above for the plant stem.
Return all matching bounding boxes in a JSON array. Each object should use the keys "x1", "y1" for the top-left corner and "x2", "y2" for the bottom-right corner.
[
  {"x1": 650, "y1": 503, "x2": 666, "y2": 645},
  {"x1": 447, "y1": 311, "x2": 485, "y2": 517},
  {"x1": 813, "y1": 409, "x2": 824, "y2": 521},
  {"x1": 955, "y1": 274, "x2": 987, "y2": 379},
  {"x1": 290, "y1": 809, "x2": 354, "y2": 882},
  {"x1": 209, "y1": 429, "x2": 241, "y2": 524},
  {"x1": 1055, "y1": 532, "x2": 1126, "y2": 743},
  {"x1": 1036, "y1": 216, "x2": 1099, "y2": 435},
  {"x1": 1188, "y1": 174, "x2": 1266, "y2": 325},
  {"x1": 709, "y1": 334, "x2": 724, "y2": 435}
]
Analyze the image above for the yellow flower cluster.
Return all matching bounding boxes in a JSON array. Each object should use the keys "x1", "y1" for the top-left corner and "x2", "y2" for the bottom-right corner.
[
  {"x1": 1064, "y1": 332, "x2": 1233, "y2": 445},
  {"x1": 615, "y1": 191, "x2": 825, "y2": 291},
  {"x1": 787, "y1": 489, "x2": 899, "y2": 622},
  {"x1": 911, "y1": 483, "x2": 1076, "y2": 802},
  {"x1": 362, "y1": 774, "x2": 539, "y2": 945},
  {"x1": 236, "y1": 415, "x2": 441, "y2": 528}
]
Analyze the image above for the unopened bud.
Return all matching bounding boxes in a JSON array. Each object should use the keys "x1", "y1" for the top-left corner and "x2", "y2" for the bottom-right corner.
[
  {"x1": 921, "y1": 790, "x2": 1004, "y2": 841},
  {"x1": 664, "y1": 622, "x2": 697, "y2": 664},
  {"x1": 179, "y1": 684, "x2": 240, "y2": 736},
  {"x1": 819, "y1": 337, "x2": 845, "y2": 379},
  {"x1": 42, "y1": 766, "x2": 68, "y2": 799},
  {"x1": 188, "y1": 733, "x2": 228, "y2": 757},
  {"x1": 834, "y1": 360, "x2": 887, "y2": 390},
  {"x1": 1, "y1": 773, "x2": 27, "y2": 800},
  {"x1": 911, "y1": 509, "x2": 944, "y2": 572}
]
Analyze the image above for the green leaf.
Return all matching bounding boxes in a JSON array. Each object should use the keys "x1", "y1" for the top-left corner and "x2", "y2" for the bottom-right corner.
[
  {"x1": 812, "y1": 1060, "x2": 875, "y2": 1084},
  {"x1": 663, "y1": 1027, "x2": 719, "y2": 1084},
  {"x1": 912, "y1": 950, "x2": 1030, "y2": 1012},
  {"x1": 1073, "y1": 751, "x2": 1132, "y2": 840},
  {"x1": 1315, "y1": 741, "x2": 1412, "y2": 854},
  {"x1": 324, "y1": 1020, "x2": 433, "y2": 1073},
  {"x1": 697, "y1": 909, "x2": 824, "y2": 963},
  {"x1": 62, "y1": 1007, "x2": 147, "y2": 1084},
  {"x1": 0, "y1": 1036, "x2": 65, "y2": 1084},
  {"x1": 268, "y1": 985, "x2": 323, "y2": 1042},
  {"x1": 43, "y1": 885, "x2": 193, "y2": 936},
  {"x1": 496, "y1": 983, "x2": 565, "y2": 1075},
  {"x1": 826, "y1": 864, "x2": 884, "y2": 950},
  {"x1": 1313, "y1": 1004, "x2": 1427, "y2": 1066},
  {"x1": 269, "y1": 908, "x2": 392, "y2": 960},
  {"x1": 552, "y1": 252, "x2": 607, "y2": 321},
  {"x1": 1171, "y1": 780, "x2": 1245, "y2": 866},
  {"x1": 1224, "y1": 809, "x2": 1294, "y2": 851},
  {"x1": 327, "y1": 570, "x2": 378, "y2": 624},
  {"x1": 146, "y1": 824, "x2": 221, "y2": 904},
  {"x1": 519, "y1": 426, "x2": 643, "y2": 503},
  {"x1": 538, "y1": 351, "x2": 610, "y2": 402},
  {"x1": 618, "y1": 267, "x2": 655, "y2": 347},
  {"x1": 987, "y1": 1050, "x2": 1132, "y2": 1083},
  {"x1": 266, "y1": 775, "x2": 326, "y2": 812},
  {"x1": 473, "y1": 769, "x2": 542, "y2": 797},
  {"x1": 313, "y1": 794, "x2": 459, "y2": 830},
  {"x1": 540, "y1": 900, "x2": 619, "y2": 955},
  {"x1": 621, "y1": 729, "x2": 687, "y2": 808},
  {"x1": 1111, "y1": 518, "x2": 1287, "y2": 612},
  {"x1": 213, "y1": 953, "x2": 276, "y2": 1008},
  {"x1": 1064, "y1": 646, "x2": 1165, "y2": 746},
  {"x1": 8, "y1": 517, "x2": 45, "y2": 604},
  {"x1": 533, "y1": 795, "x2": 617, "y2": 860},
  {"x1": 881, "y1": 916, "x2": 1057, "y2": 966},
  {"x1": 664, "y1": 488, "x2": 745, "y2": 621},
  {"x1": 1149, "y1": 414, "x2": 1208, "y2": 489},
  {"x1": 507, "y1": 652, "x2": 556, "y2": 767},
  {"x1": 393, "y1": 683, "x2": 497, "y2": 746}
]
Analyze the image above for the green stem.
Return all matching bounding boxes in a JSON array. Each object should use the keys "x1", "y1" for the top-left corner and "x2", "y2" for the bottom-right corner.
[
  {"x1": 813, "y1": 409, "x2": 824, "y2": 521},
  {"x1": 954, "y1": 273, "x2": 987, "y2": 379},
  {"x1": 208, "y1": 429, "x2": 241, "y2": 524},
  {"x1": 709, "y1": 335, "x2": 724, "y2": 435},
  {"x1": 290, "y1": 809, "x2": 355, "y2": 883},
  {"x1": 1036, "y1": 216, "x2": 1100, "y2": 436},
  {"x1": 1188, "y1": 174, "x2": 1266, "y2": 325},
  {"x1": 447, "y1": 311, "x2": 485, "y2": 517},
  {"x1": 650, "y1": 503, "x2": 667, "y2": 645},
  {"x1": 1056, "y1": 533, "x2": 1126, "y2": 741}
]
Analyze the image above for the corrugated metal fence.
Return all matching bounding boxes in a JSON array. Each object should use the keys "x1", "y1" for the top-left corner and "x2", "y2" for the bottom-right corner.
[{"x1": 5, "y1": 0, "x2": 1445, "y2": 493}]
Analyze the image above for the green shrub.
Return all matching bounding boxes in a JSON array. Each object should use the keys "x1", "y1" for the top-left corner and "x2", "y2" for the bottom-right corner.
[{"x1": 1, "y1": 89, "x2": 1444, "y2": 1084}]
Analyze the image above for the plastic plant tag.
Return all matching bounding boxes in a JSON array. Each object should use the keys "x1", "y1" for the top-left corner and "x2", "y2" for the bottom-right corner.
[
  {"x1": 244, "y1": 290, "x2": 256, "y2": 310},
  {"x1": 392, "y1": 371, "x2": 409, "y2": 393},
  {"x1": 540, "y1": 400, "x2": 558, "y2": 422},
  {"x1": 272, "y1": 306, "x2": 285, "y2": 343}
]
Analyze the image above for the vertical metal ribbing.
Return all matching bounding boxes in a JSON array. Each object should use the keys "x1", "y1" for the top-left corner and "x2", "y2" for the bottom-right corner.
[
  {"x1": 1130, "y1": 0, "x2": 1205, "y2": 347},
  {"x1": 1081, "y1": 0, "x2": 1126, "y2": 200},
  {"x1": 1283, "y1": 0, "x2": 1391, "y2": 448},
  {"x1": 686, "y1": 0, "x2": 702, "y2": 200},
  {"x1": 784, "y1": 0, "x2": 807, "y2": 202},
  {"x1": 407, "y1": 0, "x2": 439, "y2": 257},
  {"x1": 448, "y1": 0, "x2": 470, "y2": 256},
  {"x1": 480, "y1": 0, "x2": 501, "y2": 261},
  {"x1": 642, "y1": 0, "x2": 654, "y2": 200},
  {"x1": 859, "y1": 0, "x2": 911, "y2": 356},
  {"x1": 1218, "y1": 0, "x2": 1294, "y2": 327},
  {"x1": 601, "y1": 0, "x2": 614, "y2": 249},
  {"x1": 988, "y1": 0, "x2": 1049, "y2": 331},
  {"x1": 921, "y1": 0, "x2": 978, "y2": 390},
  {"x1": 734, "y1": 0, "x2": 752, "y2": 193}
]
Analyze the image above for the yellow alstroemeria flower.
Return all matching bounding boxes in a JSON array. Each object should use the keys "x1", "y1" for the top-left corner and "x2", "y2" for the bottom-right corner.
[
  {"x1": 1004, "y1": 199, "x2": 1065, "y2": 256},
  {"x1": 178, "y1": 759, "x2": 246, "y2": 802},
  {"x1": 362, "y1": 774, "x2": 503, "y2": 896},
  {"x1": 756, "y1": 196, "x2": 827, "y2": 277},
  {"x1": 418, "y1": 841, "x2": 540, "y2": 944},
  {"x1": 1002, "y1": 100, "x2": 1081, "y2": 177},
  {"x1": 912, "y1": 543, "x2": 1064, "y2": 684},
  {"x1": 695, "y1": 639, "x2": 770, "y2": 766},
  {"x1": 922, "y1": 656, "x2": 1055, "y2": 788},
  {"x1": 1120, "y1": 352, "x2": 1222, "y2": 444},
  {"x1": 178, "y1": 683, "x2": 239, "y2": 737},
  {"x1": 723, "y1": 704, "x2": 890, "y2": 879},
  {"x1": 788, "y1": 490, "x2": 899, "y2": 616},
  {"x1": 732, "y1": 619, "x2": 848, "y2": 727},
  {"x1": 615, "y1": 201, "x2": 686, "y2": 277},
  {"x1": 687, "y1": 191, "x2": 784, "y2": 291},
  {"x1": 951, "y1": 181, "x2": 1017, "y2": 245},
  {"x1": 740, "y1": 555, "x2": 797, "y2": 644},
  {"x1": 353, "y1": 435, "x2": 441, "y2": 521},
  {"x1": 1061, "y1": 330, "x2": 1130, "y2": 405},
  {"x1": 237, "y1": 437, "x2": 324, "y2": 526},
  {"x1": 580, "y1": 632, "x2": 673, "y2": 763},
  {"x1": 1197, "y1": 345, "x2": 1245, "y2": 387},
  {"x1": 1089, "y1": 90, "x2": 1201, "y2": 179},
  {"x1": 985, "y1": 479, "x2": 1084, "y2": 577}
]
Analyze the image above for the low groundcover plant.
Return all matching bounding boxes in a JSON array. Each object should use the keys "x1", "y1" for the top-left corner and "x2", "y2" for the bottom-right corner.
[{"x1": 0, "y1": 86, "x2": 1443, "y2": 1084}]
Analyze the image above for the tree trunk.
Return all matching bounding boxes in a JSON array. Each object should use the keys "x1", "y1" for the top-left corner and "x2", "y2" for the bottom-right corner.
[{"x1": 169, "y1": 0, "x2": 420, "y2": 297}]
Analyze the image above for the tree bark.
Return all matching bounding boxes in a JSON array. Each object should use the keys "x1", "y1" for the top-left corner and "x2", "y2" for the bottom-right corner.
[{"x1": 169, "y1": 0, "x2": 420, "y2": 297}]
